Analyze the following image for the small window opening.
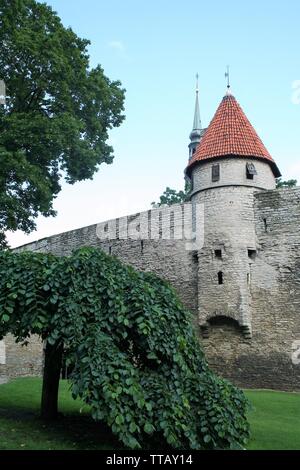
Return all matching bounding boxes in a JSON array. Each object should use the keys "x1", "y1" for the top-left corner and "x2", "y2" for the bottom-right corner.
[
  {"x1": 218, "y1": 271, "x2": 223, "y2": 285},
  {"x1": 212, "y1": 164, "x2": 220, "y2": 182},
  {"x1": 246, "y1": 162, "x2": 257, "y2": 180},
  {"x1": 109, "y1": 246, "x2": 112, "y2": 255},
  {"x1": 248, "y1": 249, "x2": 256, "y2": 260},
  {"x1": 263, "y1": 218, "x2": 268, "y2": 232},
  {"x1": 141, "y1": 240, "x2": 144, "y2": 253},
  {"x1": 215, "y1": 249, "x2": 222, "y2": 259},
  {"x1": 192, "y1": 148, "x2": 196, "y2": 155}
]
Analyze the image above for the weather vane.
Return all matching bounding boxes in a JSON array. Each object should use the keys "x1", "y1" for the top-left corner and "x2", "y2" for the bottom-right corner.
[{"x1": 225, "y1": 66, "x2": 230, "y2": 89}]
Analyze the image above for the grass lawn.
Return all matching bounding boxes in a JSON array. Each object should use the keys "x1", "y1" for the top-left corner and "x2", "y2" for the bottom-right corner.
[
  {"x1": 0, "y1": 377, "x2": 299, "y2": 450},
  {"x1": 244, "y1": 389, "x2": 300, "y2": 450},
  {"x1": 0, "y1": 377, "x2": 121, "y2": 450}
]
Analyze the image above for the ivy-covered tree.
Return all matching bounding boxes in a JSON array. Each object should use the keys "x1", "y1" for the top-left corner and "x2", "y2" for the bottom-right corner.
[
  {"x1": 0, "y1": 0, "x2": 125, "y2": 247},
  {"x1": 0, "y1": 247, "x2": 249, "y2": 449}
]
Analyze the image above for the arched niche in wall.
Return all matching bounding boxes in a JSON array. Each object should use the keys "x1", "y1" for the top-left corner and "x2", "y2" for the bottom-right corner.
[
  {"x1": 199, "y1": 315, "x2": 251, "y2": 371},
  {"x1": 209, "y1": 315, "x2": 241, "y2": 329},
  {"x1": 200, "y1": 315, "x2": 251, "y2": 339},
  {"x1": 199, "y1": 315, "x2": 251, "y2": 384}
]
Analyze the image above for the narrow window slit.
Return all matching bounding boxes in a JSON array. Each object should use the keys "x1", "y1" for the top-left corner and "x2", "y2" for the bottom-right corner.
[
  {"x1": 248, "y1": 249, "x2": 256, "y2": 260},
  {"x1": 212, "y1": 164, "x2": 220, "y2": 182},
  {"x1": 263, "y1": 218, "x2": 268, "y2": 232}
]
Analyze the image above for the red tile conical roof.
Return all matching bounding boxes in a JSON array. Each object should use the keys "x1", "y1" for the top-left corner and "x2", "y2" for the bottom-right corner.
[{"x1": 186, "y1": 93, "x2": 281, "y2": 177}]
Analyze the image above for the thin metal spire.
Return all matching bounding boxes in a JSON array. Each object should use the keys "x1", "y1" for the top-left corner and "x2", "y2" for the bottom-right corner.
[
  {"x1": 225, "y1": 66, "x2": 232, "y2": 95},
  {"x1": 189, "y1": 74, "x2": 203, "y2": 160},
  {"x1": 192, "y1": 73, "x2": 202, "y2": 130}
]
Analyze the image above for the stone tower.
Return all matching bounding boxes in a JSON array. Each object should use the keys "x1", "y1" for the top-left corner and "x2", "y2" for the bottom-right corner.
[{"x1": 185, "y1": 89, "x2": 281, "y2": 338}]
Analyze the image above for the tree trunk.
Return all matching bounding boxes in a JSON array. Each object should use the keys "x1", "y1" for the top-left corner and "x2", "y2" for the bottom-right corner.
[{"x1": 41, "y1": 339, "x2": 63, "y2": 420}]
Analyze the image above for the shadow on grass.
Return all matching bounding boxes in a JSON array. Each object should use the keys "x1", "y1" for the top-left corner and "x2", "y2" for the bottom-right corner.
[{"x1": 0, "y1": 407, "x2": 123, "y2": 450}]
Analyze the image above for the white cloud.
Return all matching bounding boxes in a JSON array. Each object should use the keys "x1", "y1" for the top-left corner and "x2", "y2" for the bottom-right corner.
[
  {"x1": 107, "y1": 40, "x2": 131, "y2": 62},
  {"x1": 108, "y1": 40, "x2": 125, "y2": 52}
]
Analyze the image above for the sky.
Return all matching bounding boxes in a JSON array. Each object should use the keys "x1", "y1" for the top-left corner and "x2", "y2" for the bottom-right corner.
[{"x1": 7, "y1": 0, "x2": 300, "y2": 247}]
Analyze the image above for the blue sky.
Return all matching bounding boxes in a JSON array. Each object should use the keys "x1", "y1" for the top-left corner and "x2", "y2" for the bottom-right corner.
[{"x1": 8, "y1": 0, "x2": 300, "y2": 247}]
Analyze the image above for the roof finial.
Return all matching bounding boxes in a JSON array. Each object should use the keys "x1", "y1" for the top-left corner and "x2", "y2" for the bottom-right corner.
[
  {"x1": 225, "y1": 66, "x2": 231, "y2": 95},
  {"x1": 225, "y1": 65, "x2": 230, "y2": 88},
  {"x1": 196, "y1": 73, "x2": 199, "y2": 93}
]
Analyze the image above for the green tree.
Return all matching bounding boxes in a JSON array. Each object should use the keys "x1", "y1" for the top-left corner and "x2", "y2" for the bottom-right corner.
[
  {"x1": 276, "y1": 178, "x2": 297, "y2": 189},
  {"x1": 152, "y1": 181, "x2": 191, "y2": 207},
  {"x1": 0, "y1": 247, "x2": 250, "y2": 449},
  {"x1": 0, "y1": 0, "x2": 125, "y2": 247}
]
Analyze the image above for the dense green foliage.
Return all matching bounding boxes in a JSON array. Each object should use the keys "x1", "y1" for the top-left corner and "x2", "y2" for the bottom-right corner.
[
  {"x1": 0, "y1": 247, "x2": 249, "y2": 449},
  {"x1": 152, "y1": 181, "x2": 191, "y2": 207},
  {"x1": 0, "y1": 0, "x2": 125, "y2": 246},
  {"x1": 276, "y1": 178, "x2": 297, "y2": 188}
]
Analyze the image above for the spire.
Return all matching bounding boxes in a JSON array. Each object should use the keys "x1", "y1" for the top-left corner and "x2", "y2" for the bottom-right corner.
[
  {"x1": 188, "y1": 74, "x2": 204, "y2": 160},
  {"x1": 192, "y1": 73, "x2": 202, "y2": 130},
  {"x1": 186, "y1": 92, "x2": 281, "y2": 178}
]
